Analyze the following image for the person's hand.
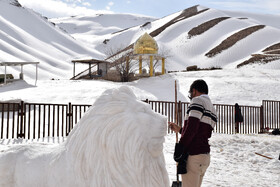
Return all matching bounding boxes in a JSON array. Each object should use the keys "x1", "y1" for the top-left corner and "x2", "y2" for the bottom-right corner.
[{"x1": 168, "y1": 122, "x2": 181, "y2": 133}]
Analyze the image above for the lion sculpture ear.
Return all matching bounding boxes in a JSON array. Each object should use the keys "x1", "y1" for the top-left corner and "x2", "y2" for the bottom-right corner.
[
  {"x1": 114, "y1": 86, "x2": 137, "y2": 99},
  {"x1": 92, "y1": 86, "x2": 136, "y2": 107}
]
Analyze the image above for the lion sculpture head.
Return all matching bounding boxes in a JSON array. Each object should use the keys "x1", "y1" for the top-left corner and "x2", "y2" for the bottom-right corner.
[{"x1": 0, "y1": 86, "x2": 169, "y2": 187}]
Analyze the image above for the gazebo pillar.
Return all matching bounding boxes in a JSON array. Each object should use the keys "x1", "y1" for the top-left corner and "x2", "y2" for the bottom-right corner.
[
  {"x1": 35, "y1": 64, "x2": 38, "y2": 86},
  {"x1": 162, "y1": 57, "x2": 165, "y2": 75},
  {"x1": 4, "y1": 65, "x2": 7, "y2": 84},
  {"x1": 73, "y1": 62, "x2": 76, "y2": 77},
  {"x1": 126, "y1": 56, "x2": 129, "y2": 74},
  {"x1": 20, "y1": 64, "x2": 23, "y2": 79},
  {"x1": 89, "y1": 62, "x2": 92, "y2": 78},
  {"x1": 149, "y1": 56, "x2": 153, "y2": 76},
  {"x1": 139, "y1": 55, "x2": 142, "y2": 74}
]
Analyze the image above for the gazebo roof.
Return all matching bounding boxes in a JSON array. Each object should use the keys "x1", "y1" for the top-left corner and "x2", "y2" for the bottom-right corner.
[
  {"x1": 133, "y1": 33, "x2": 158, "y2": 55},
  {"x1": 0, "y1": 62, "x2": 39, "y2": 66},
  {"x1": 71, "y1": 59, "x2": 110, "y2": 64}
]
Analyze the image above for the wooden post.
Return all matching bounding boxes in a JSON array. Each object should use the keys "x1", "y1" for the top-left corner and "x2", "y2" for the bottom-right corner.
[
  {"x1": 174, "y1": 80, "x2": 181, "y2": 184},
  {"x1": 178, "y1": 101, "x2": 182, "y2": 127},
  {"x1": 126, "y1": 56, "x2": 129, "y2": 75},
  {"x1": 149, "y1": 56, "x2": 153, "y2": 76},
  {"x1": 89, "y1": 63, "x2": 92, "y2": 78},
  {"x1": 4, "y1": 65, "x2": 6, "y2": 84},
  {"x1": 175, "y1": 80, "x2": 178, "y2": 137},
  {"x1": 35, "y1": 64, "x2": 38, "y2": 86},
  {"x1": 255, "y1": 152, "x2": 273, "y2": 160},
  {"x1": 73, "y1": 62, "x2": 76, "y2": 77},
  {"x1": 1, "y1": 104, "x2": 4, "y2": 138},
  {"x1": 162, "y1": 57, "x2": 165, "y2": 75}
]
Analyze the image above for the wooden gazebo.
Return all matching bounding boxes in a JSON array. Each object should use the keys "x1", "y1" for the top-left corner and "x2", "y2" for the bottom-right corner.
[
  {"x1": 0, "y1": 62, "x2": 39, "y2": 85},
  {"x1": 71, "y1": 59, "x2": 110, "y2": 79}
]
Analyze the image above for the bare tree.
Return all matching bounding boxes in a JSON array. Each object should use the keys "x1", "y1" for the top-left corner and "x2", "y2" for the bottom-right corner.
[{"x1": 105, "y1": 47, "x2": 138, "y2": 82}]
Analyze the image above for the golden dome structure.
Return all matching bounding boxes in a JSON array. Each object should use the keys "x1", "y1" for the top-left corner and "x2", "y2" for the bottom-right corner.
[
  {"x1": 126, "y1": 33, "x2": 165, "y2": 77},
  {"x1": 133, "y1": 33, "x2": 158, "y2": 54}
]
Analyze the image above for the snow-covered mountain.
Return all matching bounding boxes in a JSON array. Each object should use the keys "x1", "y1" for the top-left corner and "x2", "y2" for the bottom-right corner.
[
  {"x1": 51, "y1": 14, "x2": 157, "y2": 48},
  {"x1": 53, "y1": 5, "x2": 280, "y2": 72},
  {"x1": 1, "y1": 1, "x2": 280, "y2": 80},
  {"x1": 0, "y1": 0, "x2": 104, "y2": 79}
]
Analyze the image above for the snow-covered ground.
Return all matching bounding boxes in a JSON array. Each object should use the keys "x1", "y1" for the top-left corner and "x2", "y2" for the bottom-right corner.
[
  {"x1": 1, "y1": 118, "x2": 279, "y2": 186},
  {"x1": 1, "y1": 68, "x2": 280, "y2": 186},
  {"x1": 165, "y1": 133, "x2": 280, "y2": 187},
  {"x1": 1, "y1": 67, "x2": 280, "y2": 106}
]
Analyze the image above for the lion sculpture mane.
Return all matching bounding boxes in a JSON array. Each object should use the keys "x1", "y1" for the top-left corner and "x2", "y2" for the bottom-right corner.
[{"x1": 0, "y1": 86, "x2": 169, "y2": 187}]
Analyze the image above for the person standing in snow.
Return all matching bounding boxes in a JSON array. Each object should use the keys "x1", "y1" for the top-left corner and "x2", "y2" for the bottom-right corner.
[{"x1": 169, "y1": 79, "x2": 217, "y2": 187}]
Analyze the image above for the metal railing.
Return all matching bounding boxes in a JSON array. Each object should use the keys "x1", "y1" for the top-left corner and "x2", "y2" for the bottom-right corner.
[
  {"x1": 146, "y1": 100, "x2": 278, "y2": 134},
  {"x1": 263, "y1": 100, "x2": 280, "y2": 130},
  {"x1": 1, "y1": 100, "x2": 280, "y2": 139},
  {"x1": 0, "y1": 101, "x2": 91, "y2": 139}
]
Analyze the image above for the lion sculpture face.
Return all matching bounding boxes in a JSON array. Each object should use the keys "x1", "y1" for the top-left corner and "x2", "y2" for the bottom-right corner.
[{"x1": 0, "y1": 86, "x2": 169, "y2": 187}]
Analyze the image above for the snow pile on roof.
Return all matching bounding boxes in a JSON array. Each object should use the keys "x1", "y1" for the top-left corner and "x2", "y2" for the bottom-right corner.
[{"x1": 0, "y1": 86, "x2": 169, "y2": 186}]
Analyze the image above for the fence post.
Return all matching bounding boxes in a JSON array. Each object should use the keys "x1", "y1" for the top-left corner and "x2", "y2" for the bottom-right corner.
[
  {"x1": 17, "y1": 100, "x2": 25, "y2": 138},
  {"x1": 260, "y1": 105, "x2": 264, "y2": 133},
  {"x1": 66, "y1": 102, "x2": 73, "y2": 136}
]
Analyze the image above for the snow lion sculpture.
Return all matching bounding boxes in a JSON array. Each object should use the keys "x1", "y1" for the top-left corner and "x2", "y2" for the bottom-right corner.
[{"x1": 0, "y1": 86, "x2": 169, "y2": 187}]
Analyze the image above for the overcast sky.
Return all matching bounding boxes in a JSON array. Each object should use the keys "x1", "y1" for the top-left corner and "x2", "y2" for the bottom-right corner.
[{"x1": 18, "y1": 0, "x2": 280, "y2": 18}]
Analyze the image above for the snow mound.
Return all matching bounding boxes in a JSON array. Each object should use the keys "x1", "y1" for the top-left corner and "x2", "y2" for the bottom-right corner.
[{"x1": 0, "y1": 86, "x2": 169, "y2": 187}]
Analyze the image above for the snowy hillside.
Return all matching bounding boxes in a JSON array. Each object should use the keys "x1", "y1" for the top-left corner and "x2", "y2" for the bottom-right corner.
[
  {"x1": 0, "y1": 0, "x2": 103, "y2": 79},
  {"x1": 1, "y1": 1, "x2": 280, "y2": 80},
  {"x1": 51, "y1": 14, "x2": 157, "y2": 48},
  {"x1": 53, "y1": 5, "x2": 280, "y2": 72}
]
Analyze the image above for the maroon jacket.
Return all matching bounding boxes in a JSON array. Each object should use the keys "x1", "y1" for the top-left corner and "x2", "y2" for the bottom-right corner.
[{"x1": 179, "y1": 95, "x2": 217, "y2": 155}]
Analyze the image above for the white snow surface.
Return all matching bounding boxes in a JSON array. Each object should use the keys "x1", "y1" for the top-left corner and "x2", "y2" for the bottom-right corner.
[
  {"x1": 1, "y1": 68, "x2": 280, "y2": 106},
  {"x1": 1, "y1": 68, "x2": 280, "y2": 186}
]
